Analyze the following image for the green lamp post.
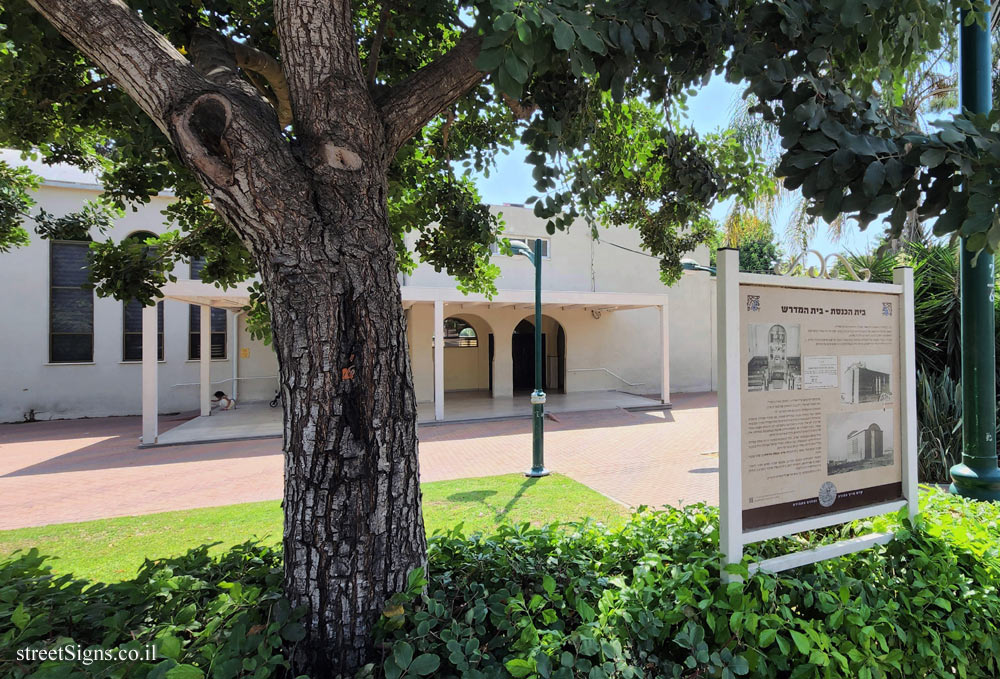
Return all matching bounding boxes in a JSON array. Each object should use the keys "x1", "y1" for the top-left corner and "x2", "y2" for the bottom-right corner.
[
  {"x1": 950, "y1": 0, "x2": 1000, "y2": 501},
  {"x1": 510, "y1": 238, "x2": 550, "y2": 477},
  {"x1": 681, "y1": 257, "x2": 716, "y2": 275}
]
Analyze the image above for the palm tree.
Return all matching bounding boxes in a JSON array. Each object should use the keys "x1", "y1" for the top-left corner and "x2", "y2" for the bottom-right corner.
[{"x1": 727, "y1": 21, "x2": 963, "y2": 255}]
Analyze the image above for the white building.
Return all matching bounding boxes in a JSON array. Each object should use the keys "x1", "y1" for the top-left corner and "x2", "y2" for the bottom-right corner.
[{"x1": 0, "y1": 151, "x2": 719, "y2": 434}]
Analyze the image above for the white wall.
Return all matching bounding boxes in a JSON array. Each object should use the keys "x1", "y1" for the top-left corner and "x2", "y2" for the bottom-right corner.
[
  {"x1": 407, "y1": 303, "x2": 671, "y2": 401},
  {"x1": 403, "y1": 205, "x2": 718, "y2": 396},
  {"x1": 0, "y1": 181, "x2": 718, "y2": 422},
  {"x1": 235, "y1": 314, "x2": 280, "y2": 402},
  {"x1": 0, "y1": 182, "x2": 273, "y2": 422}
]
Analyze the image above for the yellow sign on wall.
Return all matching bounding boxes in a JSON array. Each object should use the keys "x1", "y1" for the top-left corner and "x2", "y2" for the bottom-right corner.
[{"x1": 240, "y1": 348, "x2": 250, "y2": 359}]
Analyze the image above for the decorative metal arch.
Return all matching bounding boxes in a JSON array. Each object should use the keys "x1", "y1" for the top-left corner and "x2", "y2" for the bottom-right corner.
[{"x1": 774, "y1": 249, "x2": 871, "y2": 282}]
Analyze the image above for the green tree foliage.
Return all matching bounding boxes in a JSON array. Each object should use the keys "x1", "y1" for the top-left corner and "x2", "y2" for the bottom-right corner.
[
  {"x1": 711, "y1": 213, "x2": 783, "y2": 274},
  {"x1": 0, "y1": 0, "x2": 776, "y2": 312},
  {"x1": 3, "y1": 1, "x2": 988, "y2": 307},
  {"x1": 738, "y1": 1, "x2": 1000, "y2": 251}
]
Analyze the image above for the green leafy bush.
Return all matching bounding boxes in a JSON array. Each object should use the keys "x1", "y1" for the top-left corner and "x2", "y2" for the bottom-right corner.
[
  {"x1": 378, "y1": 492, "x2": 1000, "y2": 679},
  {"x1": 0, "y1": 542, "x2": 305, "y2": 679},
  {"x1": 4, "y1": 492, "x2": 1000, "y2": 679}
]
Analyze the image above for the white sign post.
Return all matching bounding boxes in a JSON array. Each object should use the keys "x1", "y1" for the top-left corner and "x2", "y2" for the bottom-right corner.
[{"x1": 717, "y1": 248, "x2": 918, "y2": 579}]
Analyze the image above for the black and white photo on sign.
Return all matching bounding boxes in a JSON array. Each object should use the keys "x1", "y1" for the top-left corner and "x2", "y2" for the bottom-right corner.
[
  {"x1": 827, "y1": 409, "x2": 894, "y2": 476},
  {"x1": 840, "y1": 354, "x2": 892, "y2": 404},
  {"x1": 747, "y1": 323, "x2": 801, "y2": 391}
]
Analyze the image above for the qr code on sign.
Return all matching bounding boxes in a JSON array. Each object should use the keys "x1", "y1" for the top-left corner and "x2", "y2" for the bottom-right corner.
[
  {"x1": 882, "y1": 303, "x2": 892, "y2": 317},
  {"x1": 747, "y1": 295, "x2": 760, "y2": 312}
]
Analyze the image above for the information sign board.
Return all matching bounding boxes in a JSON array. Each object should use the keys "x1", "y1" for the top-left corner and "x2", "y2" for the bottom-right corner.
[{"x1": 717, "y1": 249, "x2": 918, "y2": 577}]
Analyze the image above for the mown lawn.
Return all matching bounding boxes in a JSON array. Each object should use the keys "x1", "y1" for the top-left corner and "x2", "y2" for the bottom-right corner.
[{"x1": 0, "y1": 473, "x2": 627, "y2": 583}]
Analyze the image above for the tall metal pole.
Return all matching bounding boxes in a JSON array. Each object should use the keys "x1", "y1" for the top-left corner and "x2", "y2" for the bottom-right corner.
[
  {"x1": 951, "y1": 1, "x2": 1000, "y2": 500},
  {"x1": 527, "y1": 238, "x2": 550, "y2": 477}
]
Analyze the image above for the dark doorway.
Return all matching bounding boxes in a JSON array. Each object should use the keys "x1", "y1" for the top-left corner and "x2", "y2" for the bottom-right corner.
[
  {"x1": 556, "y1": 325, "x2": 566, "y2": 392},
  {"x1": 488, "y1": 333, "x2": 494, "y2": 393},
  {"x1": 512, "y1": 320, "x2": 546, "y2": 391}
]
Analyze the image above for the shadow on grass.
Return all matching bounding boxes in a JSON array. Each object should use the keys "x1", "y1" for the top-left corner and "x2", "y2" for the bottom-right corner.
[{"x1": 446, "y1": 477, "x2": 539, "y2": 522}]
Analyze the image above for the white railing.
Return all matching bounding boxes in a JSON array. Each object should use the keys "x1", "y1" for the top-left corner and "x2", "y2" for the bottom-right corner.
[
  {"x1": 170, "y1": 375, "x2": 278, "y2": 389},
  {"x1": 567, "y1": 368, "x2": 645, "y2": 387}
]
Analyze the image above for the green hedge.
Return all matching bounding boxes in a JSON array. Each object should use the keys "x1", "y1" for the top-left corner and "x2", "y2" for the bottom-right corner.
[{"x1": 3, "y1": 490, "x2": 1000, "y2": 679}]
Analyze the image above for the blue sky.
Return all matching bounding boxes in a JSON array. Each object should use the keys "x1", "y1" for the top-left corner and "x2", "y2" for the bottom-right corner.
[{"x1": 473, "y1": 76, "x2": 883, "y2": 264}]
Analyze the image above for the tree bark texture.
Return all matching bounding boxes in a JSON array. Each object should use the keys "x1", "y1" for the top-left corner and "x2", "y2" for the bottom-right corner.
[
  {"x1": 168, "y1": 80, "x2": 429, "y2": 672},
  {"x1": 260, "y1": 154, "x2": 427, "y2": 675},
  {"x1": 24, "y1": 0, "x2": 487, "y2": 674},
  {"x1": 175, "y1": 91, "x2": 429, "y2": 672}
]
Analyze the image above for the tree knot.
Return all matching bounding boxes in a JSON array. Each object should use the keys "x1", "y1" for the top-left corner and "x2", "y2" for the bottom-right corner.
[
  {"x1": 322, "y1": 143, "x2": 364, "y2": 171},
  {"x1": 173, "y1": 92, "x2": 235, "y2": 185}
]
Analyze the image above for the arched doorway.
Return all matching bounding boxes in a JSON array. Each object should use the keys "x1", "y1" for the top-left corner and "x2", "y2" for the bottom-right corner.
[
  {"x1": 512, "y1": 315, "x2": 566, "y2": 393},
  {"x1": 443, "y1": 314, "x2": 494, "y2": 394}
]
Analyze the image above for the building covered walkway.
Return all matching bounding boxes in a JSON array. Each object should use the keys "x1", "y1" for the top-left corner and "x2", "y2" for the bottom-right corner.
[{"x1": 138, "y1": 281, "x2": 670, "y2": 446}]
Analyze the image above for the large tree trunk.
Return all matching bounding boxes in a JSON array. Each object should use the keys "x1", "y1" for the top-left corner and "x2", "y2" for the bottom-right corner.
[
  {"x1": 258, "y1": 165, "x2": 427, "y2": 674},
  {"x1": 25, "y1": 3, "x2": 483, "y2": 675}
]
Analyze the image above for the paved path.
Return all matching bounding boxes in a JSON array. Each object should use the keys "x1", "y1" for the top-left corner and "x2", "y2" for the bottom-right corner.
[{"x1": 0, "y1": 393, "x2": 718, "y2": 529}]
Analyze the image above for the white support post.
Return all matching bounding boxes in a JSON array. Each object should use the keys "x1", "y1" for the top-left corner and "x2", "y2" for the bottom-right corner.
[
  {"x1": 895, "y1": 266, "x2": 919, "y2": 523},
  {"x1": 717, "y1": 249, "x2": 743, "y2": 581},
  {"x1": 433, "y1": 300, "x2": 444, "y2": 421},
  {"x1": 659, "y1": 302, "x2": 670, "y2": 404},
  {"x1": 200, "y1": 305, "x2": 212, "y2": 417},
  {"x1": 230, "y1": 310, "x2": 241, "y2": 401},
  {"x1": 141, "y1": 303, "x2": 158, "y2": 445}
]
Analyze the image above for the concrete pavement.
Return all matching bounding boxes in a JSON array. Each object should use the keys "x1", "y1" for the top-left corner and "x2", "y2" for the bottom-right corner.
[{"x1": 0, "y1": 393, "x2": 719, "y2": 529}]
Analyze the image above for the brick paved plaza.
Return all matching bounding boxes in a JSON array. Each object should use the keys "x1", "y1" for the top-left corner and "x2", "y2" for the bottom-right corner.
[{"x1": 0, "y1": 392, "x2": 718, "y2": 530}]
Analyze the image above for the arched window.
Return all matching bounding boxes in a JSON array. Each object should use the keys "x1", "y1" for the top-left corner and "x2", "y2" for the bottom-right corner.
[
  {"x1": 122, "y1": 231, "x2": 164, "y2": 361},
  {"x1": 444, "y1": 318, "x2": 477, "y2": 347}
]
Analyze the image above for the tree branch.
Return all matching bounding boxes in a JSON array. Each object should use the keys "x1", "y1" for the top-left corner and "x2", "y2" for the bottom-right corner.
[
  {"x1": 25, "y1": 0, "x2": 204, "y2": 136},
  {"x1": 230, "y1": 40, "x2": 294, "y2": 128},
  {"x1": 378, "y1": 31, "x2": 484, "y2": 157},
  {"x1": 366, "y1": 2, "x2": 392, "y2": 88},
  {"x1": 25, "y1": 0, "x2": 303, "y2": 249},
  {"x1": 188, "y1": 28, "x2": 247, "y2": 88},
  {"x1": 501, "y1": 93, "x2": 538, "y2": 120},
  {"x1": 186, "y1": 29, "x2": 291, "y2": 129},
  {"x1": 274, "y1": 0, "x2": 367, "y2": 139}
]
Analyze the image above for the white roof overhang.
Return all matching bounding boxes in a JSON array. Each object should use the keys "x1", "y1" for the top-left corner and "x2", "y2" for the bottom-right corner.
[
  {"x1": 159, "y1": 279, "x2": 253, "y2": 309},
  {"x1": 400, "y1": 286, "x2": 666, "y2": 311},
  {"x1": 160, "y1": 280, "x2": 666, "y2": 312}
]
